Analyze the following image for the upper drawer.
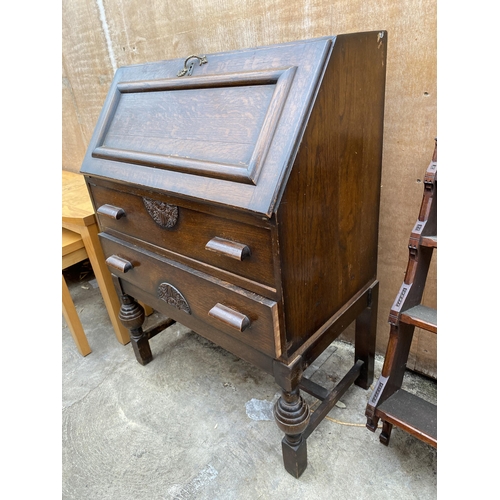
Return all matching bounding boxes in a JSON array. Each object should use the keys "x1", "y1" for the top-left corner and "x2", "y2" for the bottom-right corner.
[
  {"x1": 80, "y1": 37, "x2": 333, "y2": 216},
  {"x1": 90, "y1": 182, "x2": 275, "y2": 288}
]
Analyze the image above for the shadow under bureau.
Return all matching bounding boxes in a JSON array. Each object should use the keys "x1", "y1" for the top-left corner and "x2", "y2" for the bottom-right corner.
[{"x1": 80, "y1": 32, "x2": 387, "y2": 478}]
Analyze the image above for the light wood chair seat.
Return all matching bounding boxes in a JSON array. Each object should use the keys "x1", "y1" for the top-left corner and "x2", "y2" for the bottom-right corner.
[{"x1": 62, "y1": 228, "x2": 92, "y2": 356}]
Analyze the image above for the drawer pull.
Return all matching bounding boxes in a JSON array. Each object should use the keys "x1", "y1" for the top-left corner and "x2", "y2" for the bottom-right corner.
[
  {"x1": 205, "y1": 237, "x2": 251, "y2": 261},
  {"x1": 106, "y1": 255, "x2": 133, "y2": 273},
  {"x1": 97, "y1": 204, "x2": 126, "y2": 220},
  {"x1": 208, "y1": 303, "x2": 251, "y2": 332}
]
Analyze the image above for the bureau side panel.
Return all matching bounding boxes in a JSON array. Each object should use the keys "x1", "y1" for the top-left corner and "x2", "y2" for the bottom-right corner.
[{"x1": 276, "y1": 31, "x2": 387, "y2": 355}]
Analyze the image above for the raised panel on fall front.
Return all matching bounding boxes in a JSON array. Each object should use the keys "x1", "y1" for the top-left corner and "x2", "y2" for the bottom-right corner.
[
  {"x1": 81, "y1": 38, "x2": 334, "y2": 216},
  {"x1": 92, "y1": 68, "x2": 296, "y2": 185}
]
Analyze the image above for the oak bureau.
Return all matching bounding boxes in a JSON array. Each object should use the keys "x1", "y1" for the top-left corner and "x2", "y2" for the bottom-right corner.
[{"x1": 80, "y1": 32, "x2": 387, "y2": 477}]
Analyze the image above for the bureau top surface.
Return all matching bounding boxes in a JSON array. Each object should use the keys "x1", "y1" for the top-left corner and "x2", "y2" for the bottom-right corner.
[{"x1": 80, "y1": 37, "x2": 336, "y2": 217}]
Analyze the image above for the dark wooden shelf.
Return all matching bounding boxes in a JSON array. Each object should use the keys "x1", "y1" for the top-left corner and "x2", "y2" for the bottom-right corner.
[
  {"x1": 400, "y1": 304, "x2": 437, "y2": 333},
  {"x1": 420, "y1": 235, "x2": 437, "y2": 248},
  {"x1": 376, "y1": 389, "x2": 437, "y2": 447}
]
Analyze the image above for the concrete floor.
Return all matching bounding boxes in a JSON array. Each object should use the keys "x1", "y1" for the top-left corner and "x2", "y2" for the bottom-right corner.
[{"x1": 62, "y1": 260, "x2": 437, "y2": 500}]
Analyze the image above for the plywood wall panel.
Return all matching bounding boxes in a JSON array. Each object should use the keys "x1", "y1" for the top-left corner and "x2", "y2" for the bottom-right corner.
[
  {"x1": 62, "y1": 61, "x2": 87, "y2": 169},
  {"x1": 62, "y1": 0, "x2": 115, "y2": 170},
  {"x1": 62, "y1": 0, "x2": 437, "y2": 378}
]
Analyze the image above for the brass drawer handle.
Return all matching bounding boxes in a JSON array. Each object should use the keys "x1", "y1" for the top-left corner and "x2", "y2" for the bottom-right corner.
[
  {"x1": 205, "y1": 237, "x2": 251, "y2": 261},
  {"x1": 97, "y1": 204, "x2": 126, "y2": 220},
  {"x1": 106, "y1": 255, "x2": 133, "y2": 273},
  {"x1": 177, "y1": 54, "x2": 207, "y2": 77},
  {"x1": 208, "y1": 303, "x2": 251, "y2": 332}
]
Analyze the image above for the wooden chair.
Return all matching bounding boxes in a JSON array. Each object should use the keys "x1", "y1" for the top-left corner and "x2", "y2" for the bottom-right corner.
[
  {"x1": 62, "y1": 224, "x2": 155, "y2": 356},
  {"x1": 62, "y1": 228, "x2": 92, "y2": 356},
  {"x1": 62, "y1": 170, "x2": 132, "y2": 346},
  {"x1": 62, "y1": 170, "x2": 155, "y2": 349}
]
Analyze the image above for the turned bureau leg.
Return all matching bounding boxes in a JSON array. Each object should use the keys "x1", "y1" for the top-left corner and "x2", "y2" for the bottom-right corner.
[
  {"x1": 354, "y1": 281, "x2": 378, "y2": 390},
  {"x1": 118, "y1": 294, "x2": 152, "y2": 365},
  {"x1": 273, "y1": 387, "x2": 311, "y2": 478}
]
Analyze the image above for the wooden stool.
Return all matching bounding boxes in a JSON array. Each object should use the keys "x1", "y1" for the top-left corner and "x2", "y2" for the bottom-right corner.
[{"x1": 62, "y1": 228, "x2": 92, "y2": 356}]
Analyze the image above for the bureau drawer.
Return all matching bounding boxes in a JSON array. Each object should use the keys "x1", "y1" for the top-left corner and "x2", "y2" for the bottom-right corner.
[
  {"x1": 91, "y1": 183, "x2": 275, "y2": 288},
  {"x1": 100, "y1": 234, "x2": 280, "y2": 358}
]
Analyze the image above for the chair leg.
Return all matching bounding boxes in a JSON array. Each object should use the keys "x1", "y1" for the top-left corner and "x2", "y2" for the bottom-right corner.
[
  {"x1": 62, "y1": 275, "x2": 91, "y2": 356},
  {"x1": 139, "y1": 301, "x2": 154, "y2": 316},
  {"x1": 79, "y1": 224, "x2": 130, "y2": 345}
]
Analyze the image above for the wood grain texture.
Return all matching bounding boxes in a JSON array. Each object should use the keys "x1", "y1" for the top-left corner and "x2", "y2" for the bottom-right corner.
[
  {"x1": 62, "y1": 170, "x2": 96, "y2": 225},
  {"x1": 62, "y1": 170, "x2": 131, "y2": 345},
  {"x1": 100, "y1": 233, "x2": 280, "y2": 358},
  {"x1": 62, "y1": 275, "x2": 92, "y2": 357},
  {"x1": 84, "y1": 33, "x2": 383, "y2": 378},
  {"x1": 276, "y1": 32, "x2": 385, "y2": 355},
  {"x1": 101, "y1": 85, "x2": 274, "y2": 168},
  {"x1": 81, "y1": 39, "x2": 332, "y2": 216},
  {"x1": 62, "y1": 0, "x2": 115, "y2": 167},
  {"x1": 89, "y1": 181, "x2": 276, "y2": 288},
  {"x1": 62, "y1": 0, "x2": 437, "y2": 377}
]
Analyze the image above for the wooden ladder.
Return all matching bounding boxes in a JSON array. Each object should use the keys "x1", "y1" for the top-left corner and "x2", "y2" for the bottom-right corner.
[{"x1": 365, "y1": 140, "x2": 437, "y2": 447}]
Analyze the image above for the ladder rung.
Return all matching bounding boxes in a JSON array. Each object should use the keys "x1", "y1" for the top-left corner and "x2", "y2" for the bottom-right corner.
[
  {"x1": 400, "y1": 304, "x2": 437, "y2": 333},
  {"x1": 420, "y1": 235, "x2": 437, "y2": 248},
  {"x1": 376, "y1": 389, "x2": 437, "y2": 447}
]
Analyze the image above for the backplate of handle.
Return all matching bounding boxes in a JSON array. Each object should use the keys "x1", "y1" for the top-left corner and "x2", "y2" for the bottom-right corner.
[
  {"x1": 208, "y1": 303, "x2": 251, "y2": 332},
  {"x1": 205, "y1": 237, "x2": 251, "y2": 261},
  {"x1": 97, "y1": 204, "x2": 126, "y2": 220},
  {"x1": 106, "y1": 255, "x2": 133, "y2": 273}
]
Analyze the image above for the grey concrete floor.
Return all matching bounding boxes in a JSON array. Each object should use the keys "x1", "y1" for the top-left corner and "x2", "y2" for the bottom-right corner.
[{"x1": 62, "y1": 260, "x2": 437, "y2": 500}]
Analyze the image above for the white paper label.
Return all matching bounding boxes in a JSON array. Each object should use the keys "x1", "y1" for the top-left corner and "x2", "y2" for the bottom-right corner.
[{"x1": 369, "y1": 375, "x2": 388, "y2": 406}]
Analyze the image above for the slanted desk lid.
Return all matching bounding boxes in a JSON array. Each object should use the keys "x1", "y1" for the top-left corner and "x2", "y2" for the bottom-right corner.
[{"x1": 81, "y1": 37, "x2": 334, "y2": 217}]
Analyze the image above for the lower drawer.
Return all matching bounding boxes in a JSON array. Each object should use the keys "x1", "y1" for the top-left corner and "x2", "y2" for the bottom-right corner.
[{"x1": 100, "y1": 233, "x2": 280, "y2": 358}]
